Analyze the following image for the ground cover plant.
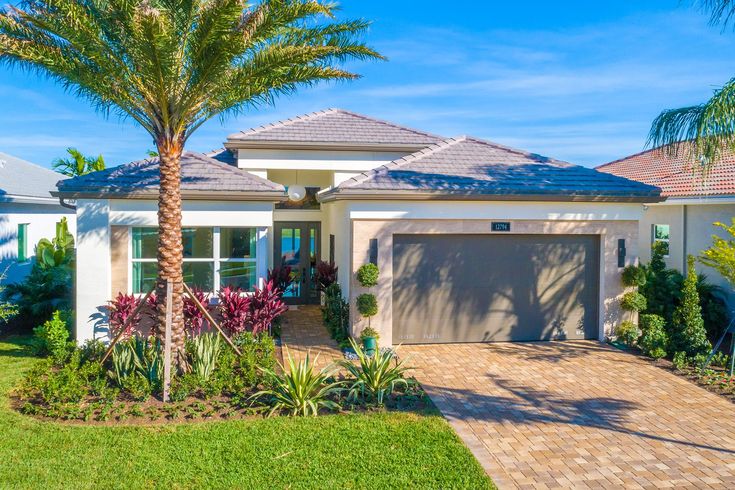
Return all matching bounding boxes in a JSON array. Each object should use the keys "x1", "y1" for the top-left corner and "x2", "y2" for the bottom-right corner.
[{"x1": 0, "y1": 336, "x2": 494, "y2": 489}]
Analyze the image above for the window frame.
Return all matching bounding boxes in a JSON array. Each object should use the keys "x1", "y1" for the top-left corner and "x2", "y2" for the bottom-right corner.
[
  {"x1": 128, "y1": 226, "x2": 260, "y2": 294},
  {"x1": 652, "y1": 223, "x2": 670, "y2": 258},
  {"x1": 17, "y1": 223, "x2": 28, "y2": 262}
]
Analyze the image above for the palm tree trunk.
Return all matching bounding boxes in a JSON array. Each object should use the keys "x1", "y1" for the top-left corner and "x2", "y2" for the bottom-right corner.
[{"x1": 156, "y1": 137, "x2": 186, "y2": 369}]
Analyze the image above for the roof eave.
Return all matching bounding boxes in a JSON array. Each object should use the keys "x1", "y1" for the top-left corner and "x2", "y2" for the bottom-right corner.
[
  {"x1": 52, "y1": 189, "x2": 288, "y2": 202},
  {"x1": 223, "y1": 140, "x2": 436, "y2": 152},
  {"x1": 318, "y1": 188, "x2": 664, "y2": 204},
  {"x1": 0, "y1": 194, "x2": 61, "y2": 205}
]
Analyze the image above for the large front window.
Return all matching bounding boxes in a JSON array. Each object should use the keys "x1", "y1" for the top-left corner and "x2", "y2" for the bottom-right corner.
[{"x1": 131, "y1": 227, "x2": 258, "y2": 294}]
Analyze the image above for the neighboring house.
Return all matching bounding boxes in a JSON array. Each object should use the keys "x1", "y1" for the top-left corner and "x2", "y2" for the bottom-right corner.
[
  {"x1": 0, "y1": 152, "x2": 76, "y2": 284},
  {"x1": 597, "y1": 147, "x2": 735, "y2": 308},
  {"x1": 55, "y1": 109, "x2": 661, "y2": 345}
]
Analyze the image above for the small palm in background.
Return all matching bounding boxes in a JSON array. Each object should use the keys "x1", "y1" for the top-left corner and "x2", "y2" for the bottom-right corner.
[{"x1": 52, "y1": 147, "x2": 106, "y2": 177}]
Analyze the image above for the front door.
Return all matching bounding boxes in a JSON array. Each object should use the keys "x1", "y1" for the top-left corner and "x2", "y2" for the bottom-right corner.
[{"x1": 274, "y1": 222, "x2": 321, "y2": 304}]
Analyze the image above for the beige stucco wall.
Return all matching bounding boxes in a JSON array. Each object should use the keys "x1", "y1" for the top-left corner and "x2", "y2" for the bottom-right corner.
[
  {"x1": 640, "y1": 202, "x2": 735, "y2": 308},
  {"x1": 350, "y1": 219, "x2": 639, "y2": 346}
]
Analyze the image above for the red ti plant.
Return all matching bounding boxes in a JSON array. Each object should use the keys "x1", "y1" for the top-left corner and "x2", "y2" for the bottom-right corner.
[
  {"x1": 315, "y1": 261, "x2": 338, "y2": 291},
  {"x1": 108, "y1": 292, "x2": 141, "y2": 339},
  {"x1": 248, "y1": 280, "x2": 288, "y2": 335},
  {"x1": 183, "y1": 287, "x2": 210, "y2": 336},
  {"x1": 267, "y1": 265, "x2": 293, "y2": 295},
  {"x1": 217, "y1": 286, "x2": 251, "y2": 335}
]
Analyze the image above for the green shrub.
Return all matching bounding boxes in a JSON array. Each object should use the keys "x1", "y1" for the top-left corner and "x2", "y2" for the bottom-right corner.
[
  {"x1": 33, "y1": 310, "x2": 72, "y2": 364},
  {"x1": 232, "y1": 332, "x2": 277, "y2": 390},
  {"x1": 672, "y1": 351, "x2": 688, "y2": 371},
  {"x1": 339, "y1": 339, "x2": 410, "y2": 406},
  {"x1": 79, "y1": 339, "x2": 106, "y2": 364},
  {"x1": 356, "y1": 263, "x2": 379, "y2": 288},
  {"x1": 670, "y1": 256, "x2": 711, "y2": 357},
  {"x1": 169, "y1": 373, "x2": 198, "y2": 402},
  {"x1": 621, "y1": 265, "x2": 646, "y2": 287},
  {"x1": 252, "y1": 351, "x2": 343, "y2": 416},
  {"x1": 620, "y1": 292, "x2": 647, "y2": 313},
  {"x1": 639, "y1": 314, "x2": 667, "y2": 359},
  {"x1": 710, "y1": 351, "x2": 731, "y2": 368},
  {"x1": 360, "y1": 326, "x2": 379, "y2": 340},
  {"x1": 121, "y1": 373, "x2": 151, "y2": 402},
  {"x1": 616, "y1": 320, "x2": 639, "y2": 346},
  {"x1": 322, "y1": 283, "x2": 349, "y2": 343},
  {"x1": 356, "y1": 293, "x2": 378, "y2": 318}
]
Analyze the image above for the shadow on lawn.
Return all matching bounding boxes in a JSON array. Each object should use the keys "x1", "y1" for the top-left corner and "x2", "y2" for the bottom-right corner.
[
  {"x1": 0, "y1": 335, "x2": 35, "y2": 358},
  {"x1": 425, "y1": 373, "x2": 735, "y2": 456}
]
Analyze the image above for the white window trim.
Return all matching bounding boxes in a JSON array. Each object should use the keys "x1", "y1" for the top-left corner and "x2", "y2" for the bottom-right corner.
[
  {"x1": 127, "y1": 226, "x2": 264, "y2": 295},
  {"x1": 652, "y1": 224, "x2": 670, "y2": 258}
]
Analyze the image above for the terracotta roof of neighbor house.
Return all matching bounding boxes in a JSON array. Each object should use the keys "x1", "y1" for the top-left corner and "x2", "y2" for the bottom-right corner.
[
  {"x1": 225, "y1": 108, "x2": 443, "y2": 148},
  {"x1": 55, "y1": 152, "x2": 285, "y2": 200},
  {"x1": 596, "y1": 145, "x2": 735, "y2": 197},
  {"x1": 0, "y1": 151, "x2": 66, "y2": 201},
  {"x1": 321, "y1": 136, "x2": 662, "y2": 202}
]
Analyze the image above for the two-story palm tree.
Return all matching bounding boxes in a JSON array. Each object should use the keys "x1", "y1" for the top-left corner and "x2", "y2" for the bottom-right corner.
[{"x1": 0, "y1": 0, "x2": 382, "y2": 366}]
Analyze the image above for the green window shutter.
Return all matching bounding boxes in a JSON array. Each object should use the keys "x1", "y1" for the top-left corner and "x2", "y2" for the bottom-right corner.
[{"x1": 17, "y1": 224, "x2": 28, "y2": 262}]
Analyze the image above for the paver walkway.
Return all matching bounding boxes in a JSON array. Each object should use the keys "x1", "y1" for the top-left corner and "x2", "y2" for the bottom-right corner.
[
  {"x1": 403, "y1": 341, "x2": 735, "y2": 489},
  {"x1": 279, "y1": 305, "x2": 343, "y2": 370}
]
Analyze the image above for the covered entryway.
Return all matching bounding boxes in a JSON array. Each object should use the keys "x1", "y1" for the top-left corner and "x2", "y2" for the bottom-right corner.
[{"x1": 392, "y1": 234, "x2": 600, "y2": 343}]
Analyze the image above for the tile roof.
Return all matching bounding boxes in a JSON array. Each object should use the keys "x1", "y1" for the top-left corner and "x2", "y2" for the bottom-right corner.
[
  {"x1": 327, "y1": 136, "x2": 660, "y2": 200},
  {"x1": 0, "y1": 151, "x2": 66, "y2": 201},
  {"x1": 596, "y1": 145, "x2": 735, "y2": 197},
  {"x1": 226, "y1": 108, "x2": 443, "y2": 147},
  {"x1": 56, "y1": 152, "x2": 285, "y2": 198}
]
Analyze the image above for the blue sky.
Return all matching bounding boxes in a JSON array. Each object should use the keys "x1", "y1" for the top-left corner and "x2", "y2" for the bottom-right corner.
[{"x1": 1, "y1": 0, "x2": 734, "y2": 168}]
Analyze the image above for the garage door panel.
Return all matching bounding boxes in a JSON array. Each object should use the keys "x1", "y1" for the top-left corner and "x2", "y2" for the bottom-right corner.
[{"x1": 392, "y1": 234, "x2": 599, "y2": 343}]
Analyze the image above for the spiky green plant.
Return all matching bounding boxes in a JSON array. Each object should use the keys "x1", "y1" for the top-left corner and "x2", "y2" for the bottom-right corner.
[
  {"x1": 252, "y1": 350, "x2": 343, "y2": 416},
  {"x1": 0, "y1": 0, "x2": 382, "y2": 367},
  {"x1": 339, "y1": 339, "x2": 410, "y2": 406},
  {"x1": 648, "y1": 1, "x2": 735, "y2": 168},
  {"x1": 109, "y1": 341, "x2": 135, "y2": 386},
  {"x1": 130, "y1": 336, "x2": 163, "y2": 388},
  {"x1": 190, "y1": 332, "x2": 221, "y2": 381}
]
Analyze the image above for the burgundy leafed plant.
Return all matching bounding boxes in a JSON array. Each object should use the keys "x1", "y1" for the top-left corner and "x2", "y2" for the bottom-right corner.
[
  {"x1": 249, "y1": 280, "x2": 288, "y2": 335},
  {"x1": 315, "y1": 261, "x2": 338, "y2": 291},
  {"x1": 184, "y1": 287, "x2": 210, "y2": 336},
  {"x1": 109, "y1": 292, "x2": 141, "y2": 339},
  {"x1": 217, "y1": 286, "x2": 251, "y2": 335},
  {"x1": 267, "y1": 265, "x2": 293, "y2": 294}
]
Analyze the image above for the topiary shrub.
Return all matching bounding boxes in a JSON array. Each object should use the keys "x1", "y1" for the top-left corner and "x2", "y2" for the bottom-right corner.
[
  {"x1": 621, "y1": 265, "x2": 646, "y2": 287},
  {"x1": 670, "y1": 256, "x2": 711, "y2": 357},
  {"x1": 620, "y1": 291, "x2": 647, "y2": 313},
  {"x1": 616, "y1": 320, "x2": 640, "y2": 346},
  {"x1": 356, "y1": 293, "x2": 378, "y2": 319},
  {"x1": 356, "y1": 263, "x2": 379, "y2": 288},
  {"x1": 639, "y1": 314, "x2": 667, "y2": 359}
]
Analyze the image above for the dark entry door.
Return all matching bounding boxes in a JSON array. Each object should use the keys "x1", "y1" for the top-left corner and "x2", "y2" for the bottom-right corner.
[
  {"x1": 274, "y1": 222, "x2": 321, "y2": 304},
  {"x1": 392, "y1": 234, "x2": 600, "y2": 343}
]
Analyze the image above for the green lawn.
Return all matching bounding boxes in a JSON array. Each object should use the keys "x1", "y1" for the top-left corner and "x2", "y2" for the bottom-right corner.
[{"x1": 0, "y1": 337, "x2": 493, "y2": 489}]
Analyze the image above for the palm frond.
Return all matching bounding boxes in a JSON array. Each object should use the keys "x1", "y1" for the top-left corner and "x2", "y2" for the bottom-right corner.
[
  {"x1": 700, "y1": 0, "x2": 735, "y2": 27},
  {"x1": 647, "y1": 77, "x2": 735, "y2": 170}
]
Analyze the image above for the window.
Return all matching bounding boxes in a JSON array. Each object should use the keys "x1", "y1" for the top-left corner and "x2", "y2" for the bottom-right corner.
[
  {"x1": 652, "y1": 224, "x2": 670, "y2": 257},
  {"x1": 130, "y1": 227, "x2": 258, "y2": 294},
  {"x1": 17, "y1": 224, "x2": 28, "y2": 262}
]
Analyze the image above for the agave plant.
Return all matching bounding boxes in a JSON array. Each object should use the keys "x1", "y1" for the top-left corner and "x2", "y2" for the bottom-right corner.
[
  {"x1": 131, "y1": 336, "x2": 163, "y2": 388},
  {"x1": 340, "y1": 339, "x2": 410, "y2": 406},
  {"x1": 109, "y1": 340, "x2": 135, "y2": 386},
  {"x1": 190, "y1": 332, "x2": 222, "y2": 382},
  {"x1": 252, "y1": 351, "x2": 343, "y2": 417}
]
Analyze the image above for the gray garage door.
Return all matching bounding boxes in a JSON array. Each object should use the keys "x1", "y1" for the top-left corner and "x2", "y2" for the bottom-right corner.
[{"x1": 392, "y1": 234, "x2": 600, "y2": 343}]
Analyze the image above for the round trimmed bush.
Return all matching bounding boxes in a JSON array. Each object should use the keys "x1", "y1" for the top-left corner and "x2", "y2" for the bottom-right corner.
[
  {"x1": 356, "y1": 263, "x2": 379, "y2": 288},
  {"x1": 620, "y1": 291, "x2": 647, "y2": 312},
  {"x1": 356, "y1": 293, "x2": 378, "y2": 318},
  {"x1": 639, "y1": 314, "x2": 668, "y2": 359},
  {"x1": 616, "y1": 320, "x2": 640, "y2": 346}
]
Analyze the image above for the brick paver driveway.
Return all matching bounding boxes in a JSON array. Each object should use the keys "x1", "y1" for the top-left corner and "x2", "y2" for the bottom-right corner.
[{"x1": 403, "y1": 341, "x2": 735, "y2": 489}]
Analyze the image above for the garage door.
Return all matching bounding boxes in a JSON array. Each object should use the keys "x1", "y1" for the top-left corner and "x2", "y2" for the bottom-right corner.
[{"x1": 392, "y1": 234, "x2": 600, "y2": 343}]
